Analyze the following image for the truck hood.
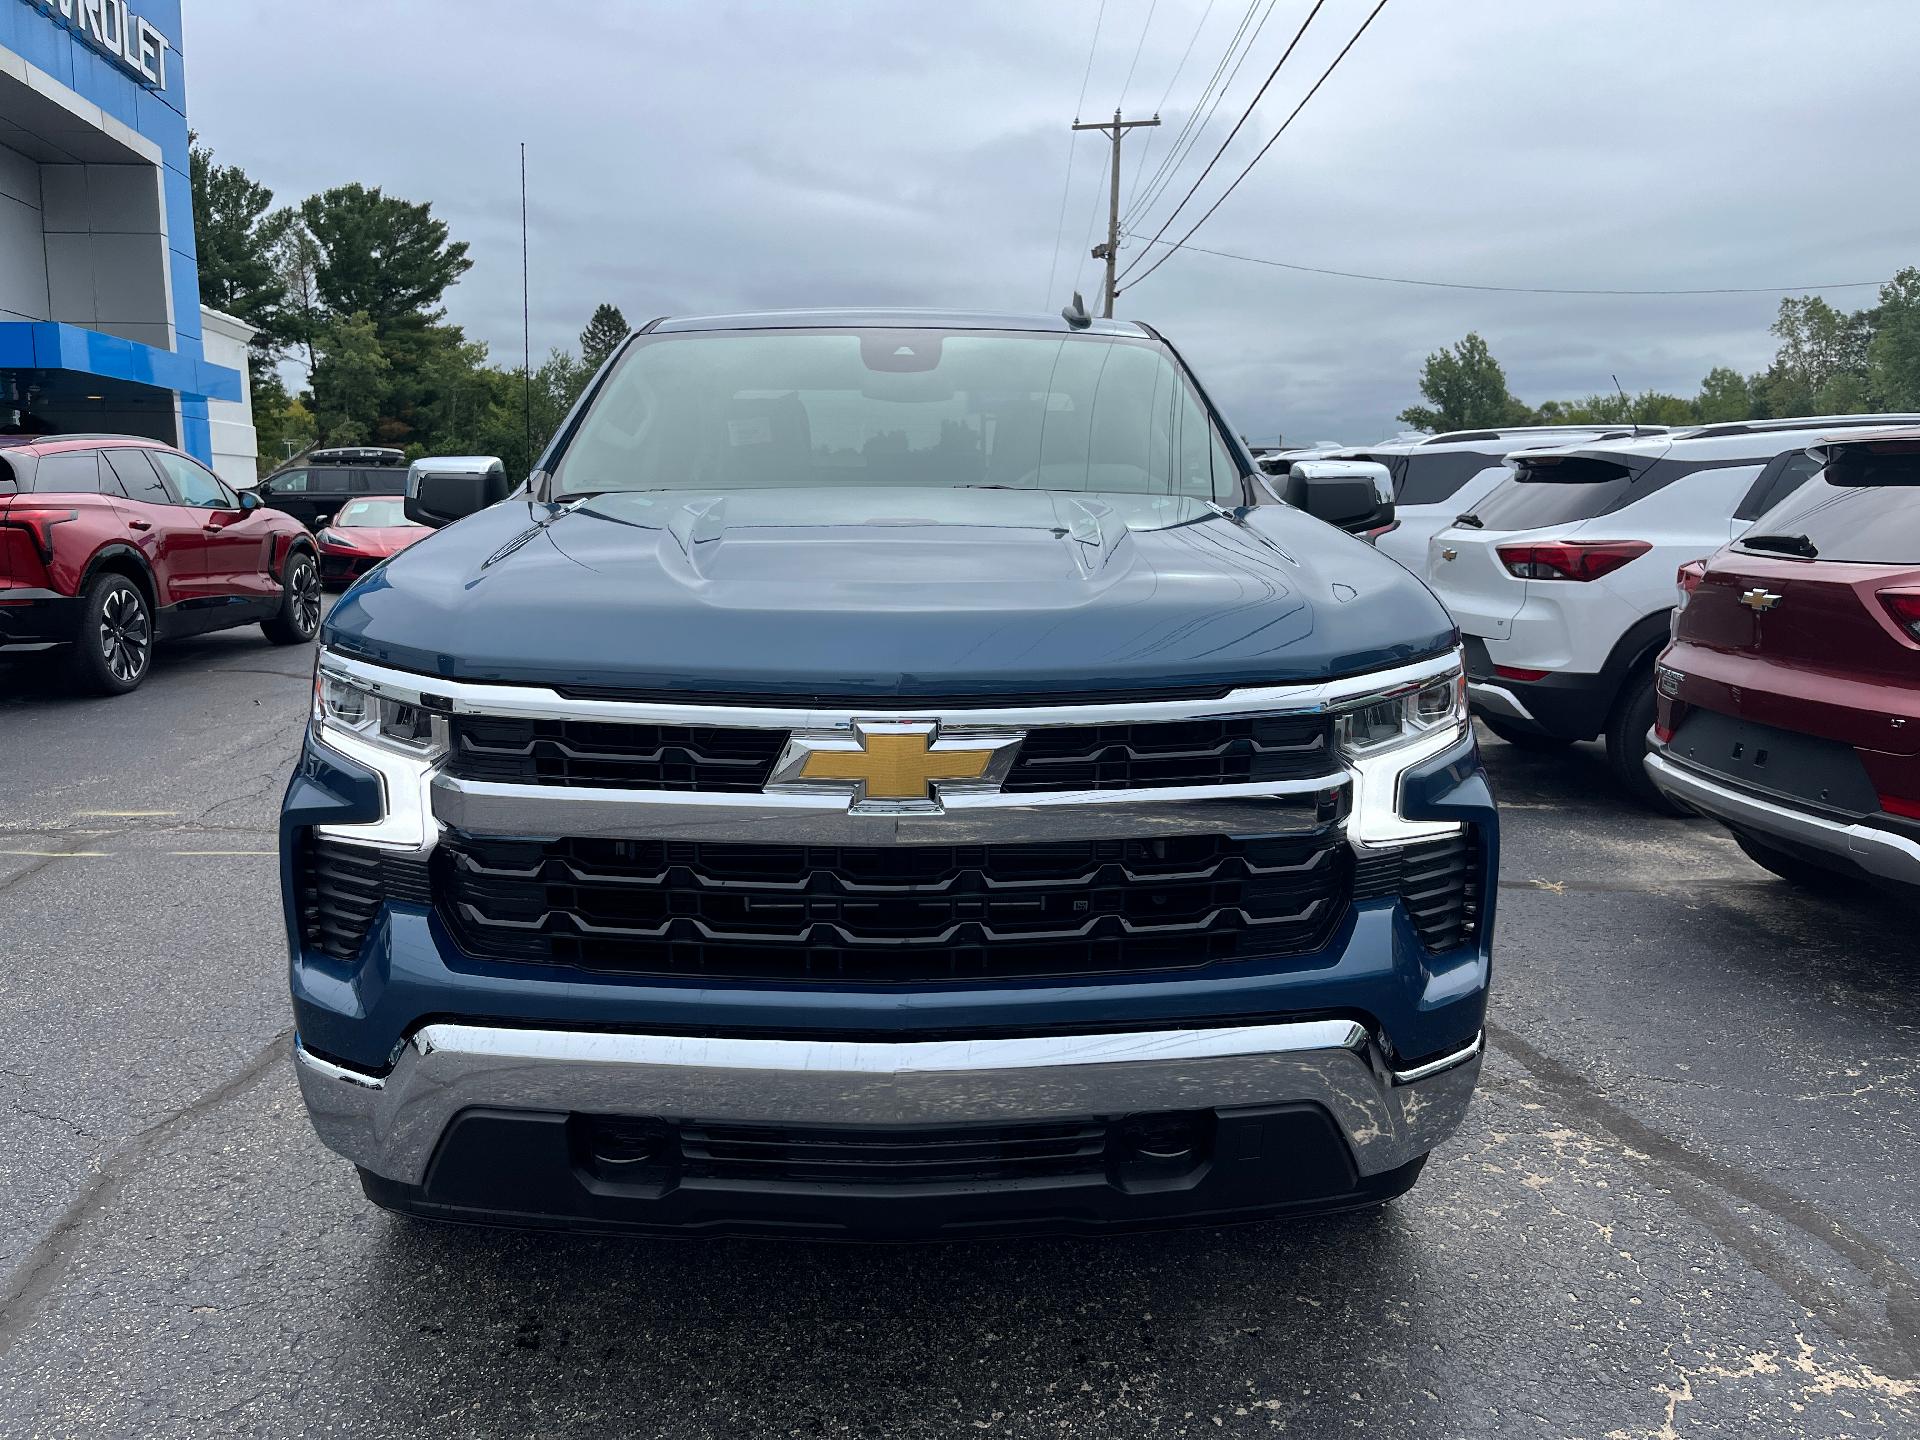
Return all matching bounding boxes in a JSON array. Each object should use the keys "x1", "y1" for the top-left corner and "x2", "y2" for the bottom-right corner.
[{"x1": 323, "y1": 487, "x2": 1454, "y2": 699}]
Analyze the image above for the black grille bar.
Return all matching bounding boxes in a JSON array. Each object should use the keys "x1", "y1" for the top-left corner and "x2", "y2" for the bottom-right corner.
[
  {"x1": 443, "y1": 715, "x2": 787, "y2": 792},
  {"x1": 1003, "y1": 715, "x2": 1334, "y2": 792},
  {"x1": 436, "y1": 831, "x2": 1351, "y2": 983},
  {"x1": 297, "y1": 835, "x2": 431, "y2": 961},
  {"x1": 1351, "y1": 830, "x2": 1482, "y2": 953}
]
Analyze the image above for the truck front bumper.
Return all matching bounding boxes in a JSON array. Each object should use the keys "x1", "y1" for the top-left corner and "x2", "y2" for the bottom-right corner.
[{"x1": 296, "y1": 1019, "x2": 1482, "y2": 1237}]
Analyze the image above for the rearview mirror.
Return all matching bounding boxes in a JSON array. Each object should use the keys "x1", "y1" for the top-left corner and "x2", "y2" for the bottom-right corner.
[
  {"x1": 1276, "y1": 460, "x2": 1394, "y2": 536},
  {"x1": 405, "y1": 456, "x2": 510, "y2": 529}
]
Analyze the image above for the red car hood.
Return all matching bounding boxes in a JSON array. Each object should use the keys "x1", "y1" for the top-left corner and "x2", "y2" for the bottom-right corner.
[{"x1": 322, "y1": 525, "x2": 428, "y2": 558}]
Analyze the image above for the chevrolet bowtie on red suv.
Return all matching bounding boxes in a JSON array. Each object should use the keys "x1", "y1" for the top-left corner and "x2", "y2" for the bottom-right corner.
[
  {"x1": 0, "y1": 435, "x2": 322, "y2": 694},
  {"x1": 1648, "y1": 428, "x2": 1920, "y2": 892}
]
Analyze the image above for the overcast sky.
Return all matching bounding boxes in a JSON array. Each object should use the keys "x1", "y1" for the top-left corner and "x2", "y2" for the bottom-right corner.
[{"x1": 184, "y1": 0, "x2": 1920, "y2": 444}]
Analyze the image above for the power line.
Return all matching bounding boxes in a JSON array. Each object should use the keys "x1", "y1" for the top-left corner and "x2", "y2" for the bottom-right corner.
[
  {"x1": 1120, "y1": 0, "x2": 1217, "y2": 215},
  {"x1": 1116, "y1": 0, "x2": 1159, "y2": 110},
  {"x1": 1117, "y1": 0, "x2": 1329, "y2": 286},
  {"x1": 1045, "y1": 0, "x2": 1112, "y2": 306},
  {"x1": 1120, "y1": 0, "x2": 1391, "y2": 296},
  {"x1": 1122, "y1": 0, "x2": 1272, "y2": 231},
  {"x1": 1118, "y1": 234, "x2": 1895, "y2": 296}
]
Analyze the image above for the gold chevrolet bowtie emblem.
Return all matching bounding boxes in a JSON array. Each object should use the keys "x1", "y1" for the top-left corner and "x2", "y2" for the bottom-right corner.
[
  {"x1": 1741, "y1": 588, "x2": 1782, "y2": 612},
  {"x1": 774, "y1": 721, "x2": 1023, "y2": 809}
]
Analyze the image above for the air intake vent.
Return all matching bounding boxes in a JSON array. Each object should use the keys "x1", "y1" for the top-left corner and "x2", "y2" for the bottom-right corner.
[
  {"x1": 1352, "y1": 830, "x2": 1482, "y2": 953},
  {"x1": 297, "y1": 835, "x2": 430, "y2": 961}
]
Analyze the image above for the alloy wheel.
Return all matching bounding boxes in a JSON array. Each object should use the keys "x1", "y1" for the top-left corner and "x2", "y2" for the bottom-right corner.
[
  {"x1": 292, "y1": 558, "x2": 322, "y2": 636},
  {"x1": 99, "y1": 586, "x2": 151, "y2": 683}
]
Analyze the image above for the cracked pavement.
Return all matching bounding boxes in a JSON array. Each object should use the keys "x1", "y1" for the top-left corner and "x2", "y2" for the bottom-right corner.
[{"x1": 1, "y1": 631, "x2": 1916, "y2": 1437}]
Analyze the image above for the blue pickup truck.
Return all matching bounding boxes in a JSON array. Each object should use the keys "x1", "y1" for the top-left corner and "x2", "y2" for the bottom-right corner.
[{"x1": 282, "y1": 309, "x2": 1494, "y2": 1238}]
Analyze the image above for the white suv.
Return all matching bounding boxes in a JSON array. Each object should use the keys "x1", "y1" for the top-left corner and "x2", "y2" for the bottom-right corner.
[
  {"x1": 1427, "y1": 414, "x2": 1920, "y2": 808},
  {"x1": 1335, "y1": 425, "x2": 1663, "y2": 573}
]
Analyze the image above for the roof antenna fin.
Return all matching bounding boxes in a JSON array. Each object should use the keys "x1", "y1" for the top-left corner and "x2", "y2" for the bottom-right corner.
[
  {"x1": 1061, "y1": 292, "x2": 1092, "y2": 330},
  {"x1": 1612, "y1": 373, "x2": 1639, "y2": 436}
]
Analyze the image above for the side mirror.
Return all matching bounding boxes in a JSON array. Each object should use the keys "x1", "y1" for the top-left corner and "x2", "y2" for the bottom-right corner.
[
  {"x1": 405, "y1": 455, "x2": 510, "y2": 529},
  {"x1": 1278, "y1": 460, "x2": 1394, "y2": 537},
  {"x1": 238, "y1": 490, "x2": 262, "y2": 512},
  {"x1": 314, "y1": 512, "x2": 334, "y2": 528}
]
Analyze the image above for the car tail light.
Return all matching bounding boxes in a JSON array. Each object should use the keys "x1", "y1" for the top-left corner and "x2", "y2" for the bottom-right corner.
[
  {"x1": 1879, "y1": 589, "x2": 1920, "y2": 641},
  {"x1": 1492, "y1": 664, "x2": 1550, "y2": 683},
  {"x1": 0, "y1": 506, "x2": 78, "y2": 564},
  {"x1": 1364, "y1": 520, "x2": 1400, "y2": 543},
  {"x1": 1675, "y1": 559, "x2": 1707, "y2": 604},
  {"x1": 1498, "y1": 540, "x2": 1652, "y2": 582}
]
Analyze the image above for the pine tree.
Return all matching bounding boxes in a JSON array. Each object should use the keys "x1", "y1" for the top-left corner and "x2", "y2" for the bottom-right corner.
[{"x1": 579, "y1": 304, "x2": 631, "y2": 372}]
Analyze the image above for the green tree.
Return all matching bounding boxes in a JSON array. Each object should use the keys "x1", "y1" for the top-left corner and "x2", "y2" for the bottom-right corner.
[
  {"x1": 271, "y1": 223, "x2": 325, "y2": 378},
  {"x1": 310, "y1": 311, "x2": 390, "y2": 446},
  {"x1": 1868, "y1": 267, "x2": 1920, "y2": 411},
  {"x1": 579, "y1": 303, "x2": 631, "y2": 372},
  {"x1": 298, "y1": 183, "x2": 473, "y2": 338},
  {"x1": 249, "y1": 367, "x2": 314, "y2": 475},
  {"x1": 1398, "y1": 333, "x2": 1518, "y2": 432},
  {"x1": 1758, "y1": 294, "x2": 1872, "y2": 417},
  {"x1": 189, "y1": 139, "x2": 291, "y2": 354},
  {"x1": 1693, "y1": 367, "x2": 1754, "y2": 423}
]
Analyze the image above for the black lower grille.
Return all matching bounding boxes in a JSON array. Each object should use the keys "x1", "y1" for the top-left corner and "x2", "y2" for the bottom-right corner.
[
  {"x1": 1002, "y1": 715, "x2": 1333, "y2": 792},
  {"x1": 680, "y1": 1119, "x2": 1113, "y2": 1184},
  {"x1": 297, "y1": 835, "x2": 431, "y2": 961},
  {"x1": 443, "y1": 715, "x2": 786, "y2": 792},
  {"x1": 436, "y1": 830, "x2": 1351, "y2": 982},
  {"x1": 1352, "y1": 830, "x2": 1483, "y2": 952}
]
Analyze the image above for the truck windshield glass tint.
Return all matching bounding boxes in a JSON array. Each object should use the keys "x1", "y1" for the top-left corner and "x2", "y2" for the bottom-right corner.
[{"x1": 552, "y1": 329, "x2": 1239, "y2": 502}]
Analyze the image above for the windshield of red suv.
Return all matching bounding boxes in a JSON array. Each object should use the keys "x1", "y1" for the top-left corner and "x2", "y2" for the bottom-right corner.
[{"x1": 550, "y1": 328, "x2": 1242, "y2": 503}]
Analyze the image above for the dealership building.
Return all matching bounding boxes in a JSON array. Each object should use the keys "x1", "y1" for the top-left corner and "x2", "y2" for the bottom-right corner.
[{"x1": 0, "y1": 0, "x2": 257, "y2": 484}]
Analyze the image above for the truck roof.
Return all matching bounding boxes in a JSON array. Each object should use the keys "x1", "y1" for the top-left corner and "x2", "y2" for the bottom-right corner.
[{"x1": 649, "y1": 308, "x2": 1153, "y2": 337}]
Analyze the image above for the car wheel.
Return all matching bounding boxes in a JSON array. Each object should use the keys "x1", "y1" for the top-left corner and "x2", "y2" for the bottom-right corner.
[
  {"x1": 63, "y1": 572, "x2": 153, "y2": 695},
  {"x1": 1479, "y1": 715, "x2": 1576, "y2": 751},
  {"x1": 262, "y1": 550, "x2": 323, "y2": 645},
  {"x1": 1731, "y1": 831, "x2": 1864, "y2": 894},
  {"x1": 1606, "y1": 667, "x2": 1686, "y2": 814}
]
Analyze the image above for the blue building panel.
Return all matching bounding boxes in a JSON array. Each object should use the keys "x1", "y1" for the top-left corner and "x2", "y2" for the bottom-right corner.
[{"x1": 4, "y1": 1, "x2": 239, "y2": 463}]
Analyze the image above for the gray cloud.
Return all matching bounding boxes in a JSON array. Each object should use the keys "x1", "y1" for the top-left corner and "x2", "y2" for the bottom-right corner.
[{"x1": 183, "y1": 0, "x2": 1920, "y2": 442}]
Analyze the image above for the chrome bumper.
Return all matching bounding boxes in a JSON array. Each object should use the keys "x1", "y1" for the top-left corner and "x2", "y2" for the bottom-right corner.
[
  {"x1": 1646, "y1": 750, "x2": 1920, "y2": 886},
  {"x1": 296, "y1": 1020, "x2": 1483, "y2": 1188}
]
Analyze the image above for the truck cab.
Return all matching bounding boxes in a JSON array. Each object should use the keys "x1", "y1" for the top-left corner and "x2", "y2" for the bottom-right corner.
[{"x1": 282, "y1": 310, "x2": 1496, "y2": 1238}]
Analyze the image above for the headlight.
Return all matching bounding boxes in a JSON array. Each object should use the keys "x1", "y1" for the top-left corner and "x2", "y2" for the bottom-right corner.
[
  {"x1": 1334, "y1": 669, "x2": 1467, "y2": 760},
  {"x1": 1334, "y1": 654, "x2": 1470, "y2": 847},
  {"x1": 318, "y1": 529, "x2": 345, "y2": 547},
  {"x1": 313, "y1": 657, "x2": 445, "y2": 758}
]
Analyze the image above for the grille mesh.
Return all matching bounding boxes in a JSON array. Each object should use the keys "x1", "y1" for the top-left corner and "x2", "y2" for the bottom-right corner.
[
  {"x1": 444, "y1": 715, "x2": 786, "y2": 792},
  {"x1": 435, "y1": 830, "x2": 1351, "y2": 982}
]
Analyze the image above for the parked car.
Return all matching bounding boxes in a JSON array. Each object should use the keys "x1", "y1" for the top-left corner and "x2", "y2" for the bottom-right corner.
[
  {"x1": 284, "y1": 308, "x2": 1495, "y2": 1238},
  {"x1": 315, "y1": 497, "x2": 429, "y2": 587},
  {"x1": 1332, "y1": 425, "x2": 1666, "y2": 572},
  {"x1": 257, "y1": 447, "x2": 409, "y2": 531},
  {"x1": 1428, "y1": 414, "x2": 1920, "y2": 809},
  {"x1": 1648, "y1": 428, "x2": 1920, "y2": 891},
  {"x1": 0, "y1": 434, "x2": 321, "y2": 693}
]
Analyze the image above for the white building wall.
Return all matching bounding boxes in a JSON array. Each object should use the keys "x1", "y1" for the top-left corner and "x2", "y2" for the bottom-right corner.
[{"x1": 200, "y1": 305, "x2": 258, "y2": 488}]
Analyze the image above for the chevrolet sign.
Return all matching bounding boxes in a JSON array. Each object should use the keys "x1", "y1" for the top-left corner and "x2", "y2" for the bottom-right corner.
[{"x1": 20, "y1": 0, "x2": 173, "y2": 92}]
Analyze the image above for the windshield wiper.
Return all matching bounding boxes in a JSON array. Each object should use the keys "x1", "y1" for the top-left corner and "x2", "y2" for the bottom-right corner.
[
  {"x1": 1453, "y1": 513, "x2": 1484, "y2": 529},
  {"x1": 1740, "y1": 532, "x2": 1818, "y2": 558}
]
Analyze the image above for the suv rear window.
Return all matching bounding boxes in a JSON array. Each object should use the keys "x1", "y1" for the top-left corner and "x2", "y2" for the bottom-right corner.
[
  {"x1": 1469, "y1": 453, "x2": 1769, "y2": 530},
  {"x1": 1396, "y1": 451, "x2": 1505, "y2": 506},
  {"x1": 1742, "y1": 454, "x2": 1920, "y2": 563}
]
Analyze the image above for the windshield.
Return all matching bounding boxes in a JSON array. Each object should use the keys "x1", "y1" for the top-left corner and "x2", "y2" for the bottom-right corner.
[
  {"x1": 335, "y1": 498, "x2": 410, "y2": 527},
  {"x1": 549, "y1": 328, "x2": 1242, "y2": 503}
]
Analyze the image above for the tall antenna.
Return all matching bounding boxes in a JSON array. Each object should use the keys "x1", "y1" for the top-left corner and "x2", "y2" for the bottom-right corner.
[
  {"x1": 520, "y1": 141, "x2": 532, "y2": 473},
  {"x1": 1611, "y1": 373, "x2": 1639, "y2": 435}
]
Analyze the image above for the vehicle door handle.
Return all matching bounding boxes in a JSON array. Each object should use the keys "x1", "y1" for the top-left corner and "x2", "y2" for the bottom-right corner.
[
  {"x1": 128, "y1": 519, "x2": 151, "y2": 531},
  {"x1": 203, "y1": 525, "x2": 224, "y2": 534}
]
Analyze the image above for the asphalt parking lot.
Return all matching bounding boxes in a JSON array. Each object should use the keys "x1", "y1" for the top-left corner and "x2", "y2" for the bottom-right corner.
[{"x1": 1, "y1": 633, "x2": 1916, "y2": 1439}]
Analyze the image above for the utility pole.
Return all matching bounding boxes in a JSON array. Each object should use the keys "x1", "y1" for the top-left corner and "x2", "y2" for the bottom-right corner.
[{"x1": 1072, "y1": 109, "x2": 1159, "y2": 317}]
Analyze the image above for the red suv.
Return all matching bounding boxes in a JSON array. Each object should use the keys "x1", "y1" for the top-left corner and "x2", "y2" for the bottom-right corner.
[
  {"x1": 1647, "y1": 429, "x2": 1920, "y2": 892},
  {"x1": 0, "y1": 435, "x2": 321, "y2": 694}
]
